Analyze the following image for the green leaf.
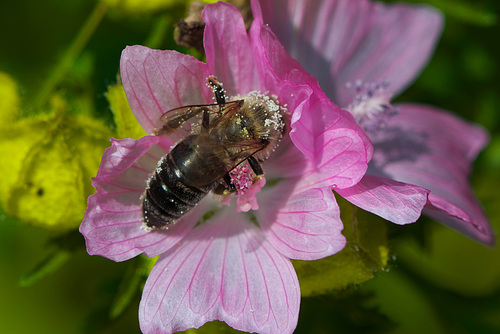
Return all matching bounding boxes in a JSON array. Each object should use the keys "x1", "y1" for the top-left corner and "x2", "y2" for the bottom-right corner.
[
  {"x1": 109, "y1": 255, "x2": 160, "y2": 318},
  {"x1": 394, "y1": 171, "x2": 500, "y2": 297},
  {"x1": 399, "y1": 0, "x2": 497, "y2": 27},
  {"x1": 18, "y1": 250, "x2": 72, "y2": 287},
  {"x1": 106, "y1": 83, "x2": 147, "y2": 139},
  {"x1": 109, "y1": 257, "x2": 149, "y2": 319},
  {"x1": 361, "y1": 270, "x2": 447, "y2": 334},
  {"x1": 293, "y1": 194, "x2": 389, "y2": 297},
  {"x1": 0, "y1": 94, "x2": 114, "y2": 231},
  {"x1": 183, "y1": 321, "x2": 244, "y2": 334},
  {"x1": 18, "y1": 229, "x2": 88, "y2": 286},
  {"x1": 296, "y1": 293, "x2": 395, "y2": 333}
]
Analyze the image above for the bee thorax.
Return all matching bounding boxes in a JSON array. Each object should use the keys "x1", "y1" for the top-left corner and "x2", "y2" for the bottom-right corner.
[{"x1": 230, "y1": 90, "x2": 287, "y2": 160}]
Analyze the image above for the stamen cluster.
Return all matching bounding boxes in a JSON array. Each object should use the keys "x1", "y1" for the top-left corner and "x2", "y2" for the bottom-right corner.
[
  {"x1": 229, "y1": 164, "x2": 255, "y2": 196},
  {"x1": 345, "y1": 79, "x2": 398, "y2": 134}
]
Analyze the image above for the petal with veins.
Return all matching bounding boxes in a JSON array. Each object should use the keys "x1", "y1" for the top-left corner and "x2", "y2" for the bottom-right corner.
[
  {"x1": 120, "y1": 46, "x2": 211, "y2": 134},
  {"x1": 253, "y1": 25, "x2": 372, "y2": 188},
  {"x1": 371, "y1": 104, "x2": 493, "y2": 245},
  {"x1": 335, "y1": 174, "x2": 429, "y2": 225},
  {"x1": 257, "y1": 183, "x2": 346, "y2": 260},
  {"x1": 139, "y1": 216, "x2": 300, "y2": 334},
  {"x1": 203, "y1": 2, "x2": 260, "y2": 95},
  {"x1": 257, "y1": 0, "x2": 443, "y2": 107}
]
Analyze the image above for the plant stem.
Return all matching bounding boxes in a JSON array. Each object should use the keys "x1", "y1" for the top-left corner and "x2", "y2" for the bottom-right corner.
[
  {"x1": 33, "y1": 2, "x2": 108, "y2": 109},
  {"x1": 144, "y1": 15, "x2": 171, "y2": 49}
]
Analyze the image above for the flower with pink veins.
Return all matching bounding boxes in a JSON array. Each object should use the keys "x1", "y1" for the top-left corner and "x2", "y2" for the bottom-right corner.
[
  {"x1": 258, "y1": 0, "x2": 494, "y2": 245},
  {"x1": 80, "y1": 2, "x2": 372, "y2": 333}
]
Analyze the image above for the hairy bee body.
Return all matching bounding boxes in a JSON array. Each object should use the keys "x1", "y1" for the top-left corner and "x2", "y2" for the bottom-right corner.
[
  {"x1": 141, "y1": 78, "x2": 286, "y2": 230},
  {"x1": 142, "y1": 135, "x2": 224, "y2": 229}
]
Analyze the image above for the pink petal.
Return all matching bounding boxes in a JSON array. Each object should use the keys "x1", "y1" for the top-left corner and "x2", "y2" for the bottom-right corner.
[
  {"x1": 256, "y1": 182, "x2": 346, "y2": 260},
  {"x1": 334, "y1": 2, "x2": 443, "y2": 106},
  {"x1": 120, "y1": 45, "x2": 211, "y2": 134},
  {"x1": 203, "y1": 2, "x2": 260, "y2": 95},
  {"x1": 371, "y1": 104, "x2": 493, "y2": 245},
  {"x1": 139, "y1": 216, "x2": 300, "y2": 334},
  {"x1": 263, "y1": 139, "x2": 309, "y2": 179},
  {"x1": 252, "y1": 23, "x2": 372, "y2": 188},
  {"x1": 80, "y1": 136, "x2": 208, "y2": 261},
  {"x1": 249, "y1": 12, "x2": 318, "y2": 124},
  {"x1": 257, "y1": 0, "x2": 444, "y2": 107},
  {"x1": 256, "y1": 0, "x2": 371, "y2": 93},
  {"x1": 292, "y1": 94, "x2": 372, "y2": 189},
  {"x1": 424, "y1": 195, "x2": 493, "y2": 246},
  {"x1": 264, "y1": 135, "x2": 363, "y2": 191},
  {"x1": 335, "y1": 175, "x2": 429, "y2": 225}
]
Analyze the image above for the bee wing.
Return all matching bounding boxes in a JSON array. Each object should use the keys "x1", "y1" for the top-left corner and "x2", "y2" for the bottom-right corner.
[
  {"x1": 152, "y1": 101, "x2": 243, "y2": 139},
  {"x1": 196, "y1": 136, "x2": 266, "y2": 174}
]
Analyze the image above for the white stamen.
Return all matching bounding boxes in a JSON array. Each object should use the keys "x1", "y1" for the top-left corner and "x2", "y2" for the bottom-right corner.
[{"x1": 345, "y1": 79, "x2": 398, "y2": 134}]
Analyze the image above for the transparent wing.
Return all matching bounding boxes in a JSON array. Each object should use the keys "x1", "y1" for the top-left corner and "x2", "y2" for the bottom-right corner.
[
  {"x1": 194, "y1": 134, "x2": 266, "y2": 175},
  {"x1": 152, "y1": 100, "x2": 243, "y2": 139}
]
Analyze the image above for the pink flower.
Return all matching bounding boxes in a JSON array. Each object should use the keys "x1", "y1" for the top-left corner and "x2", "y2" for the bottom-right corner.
[
  {"x1": 80, "y1": 2, "x2": 372, "y2": 333},
  {"x1": 259, "y1": 0, "x2": 494, "y2": 245}
]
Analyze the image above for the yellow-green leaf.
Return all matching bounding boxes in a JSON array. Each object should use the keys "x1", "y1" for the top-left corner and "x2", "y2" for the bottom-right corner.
[
  {"x1": 102, "y1": 0, "x2": 187, "y2": 16},
  {"x1": 0, "y1": 72, "x2": 20, "y2": 123},
  {"x1": 293, "y1": 194, "x2": 389, "y2": 297},
  {"x1": 106, "y1": 83, "x2": 147, "y2": 139},
  {"x1": 0, "y1": 95, "x2": 114, "y2": 231}
]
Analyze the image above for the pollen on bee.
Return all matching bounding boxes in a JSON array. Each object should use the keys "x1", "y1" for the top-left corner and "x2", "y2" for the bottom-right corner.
[
  {"x1": 206, "y1": 76, "x2": 227, "y2": 104},
  {"x1": 238, "y1": 90, "x2": 286, "y2": 132},
  {"x1": 156, "y1": 156, "x2": 166, "y2": 171},
  {"x1": 146, "y1": 175, "x2": 153, "y2": 188},
  {"x1": 140, "y1": 204, "x2": 155, "y2": 232},
  {"x1": 141, "y1": 224, "x2": 155, "y2": 232}
]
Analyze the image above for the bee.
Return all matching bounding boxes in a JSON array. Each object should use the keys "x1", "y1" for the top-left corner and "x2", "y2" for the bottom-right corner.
[{"x1": 142, "y1": 77, "x2": 286, "y2": 230}]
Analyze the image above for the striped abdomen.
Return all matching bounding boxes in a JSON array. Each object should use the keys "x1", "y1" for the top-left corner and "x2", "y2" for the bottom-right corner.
[{"x1": 141, "y1": 135, "x2": 223, "y2": 229}]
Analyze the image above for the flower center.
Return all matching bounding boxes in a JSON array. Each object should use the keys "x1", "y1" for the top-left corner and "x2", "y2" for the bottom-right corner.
[
  {"x1": 219, "y1": 164, "x2": 266, "y2": 213},
  {"x1": 232, "y1": 164, "x2": 266, "y2": 213},
  {"x1": 229, "y1": 164, "x2": 255, "y2": 196},
  {"x1": 344, "y1": 79, "x2": 398, "y2": 134}
]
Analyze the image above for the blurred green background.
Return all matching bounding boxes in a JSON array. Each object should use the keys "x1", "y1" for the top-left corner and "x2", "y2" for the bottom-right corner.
[{"x1": 1, "y1": 0, "x2": 499, "y2": 333}]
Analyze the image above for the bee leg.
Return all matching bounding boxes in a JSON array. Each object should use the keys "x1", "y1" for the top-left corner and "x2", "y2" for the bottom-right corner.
[
  {"x1": 248, "y1": 156, "x2": 264, "y2": 178},
  {"x1": 202, "y1": 107, "x2": 210, "y2": 129},
  {"x1": 223, "y1": 174, "x2": 236, "y2": 194},
  {"x1": 207, "y1": 77, "x2": 226, "y2": 105},
  {"x1": 211, "y1": 174, "x2": 236, "y2": 195}
]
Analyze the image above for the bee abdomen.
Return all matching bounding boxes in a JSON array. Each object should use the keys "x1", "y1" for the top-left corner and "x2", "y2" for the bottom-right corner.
[{"x1": 142, "y1": 153, "x2": 214, "y2": 230}]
